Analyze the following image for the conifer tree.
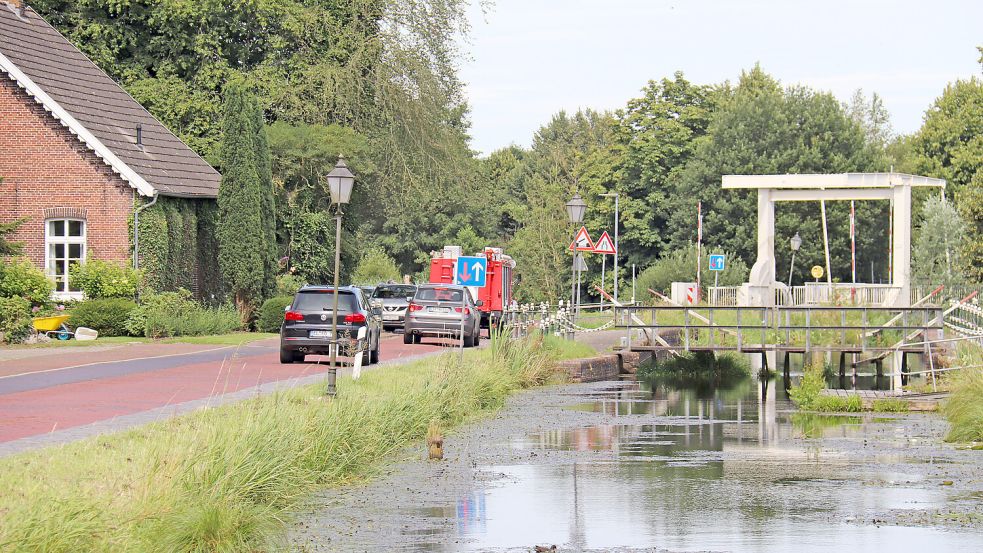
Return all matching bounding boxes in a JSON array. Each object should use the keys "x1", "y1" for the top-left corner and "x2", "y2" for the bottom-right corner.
[
  {"x1": 217, "y1": 82, "x2": 266, "y2": 319},
  {"x1": 250, "y1": 100, "x2": 278, "y2": 298}
]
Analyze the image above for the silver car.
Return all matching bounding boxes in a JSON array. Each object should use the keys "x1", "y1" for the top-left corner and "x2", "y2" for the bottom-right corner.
[
  {"x1": 403, "y1": 284, "x2": 482, "y2": 346},
  {"x1": 371, "y1": 284, "x2": 417, "y2": 331}
]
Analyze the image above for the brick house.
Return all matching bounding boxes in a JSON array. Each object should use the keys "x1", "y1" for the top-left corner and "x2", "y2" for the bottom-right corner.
[{"x1": 0, "y1": 1, "x2": 220, "y2": 299}]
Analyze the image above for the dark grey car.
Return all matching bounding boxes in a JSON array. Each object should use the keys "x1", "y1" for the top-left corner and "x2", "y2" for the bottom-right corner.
[
  {"x1": 403, "y1": 284, "x2": 481, "y2": 346},
  {"x1": 371, "y1": 284, "x2": 417, "y2": 331},
  {"x1": 280, "y1": 285, "x2": 382, "y2": 364}
]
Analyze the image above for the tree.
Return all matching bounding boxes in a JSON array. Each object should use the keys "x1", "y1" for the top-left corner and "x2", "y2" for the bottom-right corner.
[
  {"x1": 0, "y1": 218, "x2": 24, "y2": 256},
  {"x1": 217, "y1": 83, "x2": 268, "y2": 319},
  {"x1": 601, "y1": 72, "x2": 719, "y2": 269},
  {"x1": 351, "y1": 247, "x2": 401, "y2": 285},
  {"x1": 503, "y1": 110, "x2": 617, "y2": 302},
  {"x1": 844, "y1": 89, "x2": 893, "y2": 150},
  {"x1": 907, "y1": 66, "x2": 983, "y2": 279},
  {"x1": 250, "y1": 101, "x2": 278, "y2": 298},
  {"x1": 913, "y1": 196, "x2": 967, "y2": 288},
  {"x1": 672, "y1": 66, "x2": 882, "y2": 285}
]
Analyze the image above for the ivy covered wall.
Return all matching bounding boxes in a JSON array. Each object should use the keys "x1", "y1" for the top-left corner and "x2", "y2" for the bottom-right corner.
[{"x1": 135, "y1": 196, "x2": 222, "y2": 302}]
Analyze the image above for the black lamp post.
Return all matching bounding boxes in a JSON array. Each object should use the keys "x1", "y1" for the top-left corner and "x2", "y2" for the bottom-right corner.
[
  {"x1": 565, "y1": 194, "x2": 587, "y2": 313},
  {"x1": 325, "y1": 156, "x2": 355, "y2": 396}
]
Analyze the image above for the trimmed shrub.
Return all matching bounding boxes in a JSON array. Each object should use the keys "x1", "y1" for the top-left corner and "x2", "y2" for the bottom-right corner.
[
  {"x1": 0, "y1": 258, "x2": 54, "y2": 303},
  {"x1": 257, "y1": 296, "x2": 293, "y2": 333},
  {"x1": 69, "y1": 298, "x2": 138, "y2": 337},
  {"x1": 126, "y1": 289, "x2": 242, "y2": 338},
  {"x1": 69, "y1": 260, "x2": 142, "y2": 299},
  {"x1": 274, "y1": 274, "x2": 305, "y2": 297},
  {"x1": 0, "y1": 296, "x2": 32, "y2": 344}
]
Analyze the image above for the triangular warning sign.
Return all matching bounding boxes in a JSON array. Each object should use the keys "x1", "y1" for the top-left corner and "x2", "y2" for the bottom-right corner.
[
  {"x1": 592, "y1": 231, "x2": 616, "y2": 254},
  {"x1": 569, "y1": 226, "x2": 594, "y2": 251}
]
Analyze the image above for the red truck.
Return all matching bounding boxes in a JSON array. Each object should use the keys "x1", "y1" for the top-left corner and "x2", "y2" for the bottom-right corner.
[{"x1": 429, "y1": 246, "x2": 516, "y2": 328}]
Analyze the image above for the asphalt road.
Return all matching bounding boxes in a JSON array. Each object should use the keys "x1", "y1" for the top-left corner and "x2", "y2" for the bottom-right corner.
[{"x1": 0, "y1": 333, "x2": 456, "y2": 447}]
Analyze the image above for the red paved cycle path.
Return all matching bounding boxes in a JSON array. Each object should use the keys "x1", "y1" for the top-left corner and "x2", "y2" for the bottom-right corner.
[{"x1": 0, "y1": 336, "x2": 448, "y2": 443}]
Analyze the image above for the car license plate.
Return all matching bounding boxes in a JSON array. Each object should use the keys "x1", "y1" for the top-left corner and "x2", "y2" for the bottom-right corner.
[
  {"x1": 430, "y1": 307, "x2": 450, "y2": 313},
  {"x1": 383, "y1": 315, "x2": 399, "y2": 321},
  {"x1": 309, "y1": 330, "x2": 332, "y2": 339}
]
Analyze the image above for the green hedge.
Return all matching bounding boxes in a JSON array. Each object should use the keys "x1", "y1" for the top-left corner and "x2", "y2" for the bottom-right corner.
[
  {"x1": 257, "y1": 295, "x2": 293, "y2": 333},
  {"x1": 69, "y1": 299, "x2": 138, "y2": 337},
  {"x1": 70, "y1": 260, "x2": 142, "y2": 299},
  {"x1": 0, "y1": 258, "x2": 54, "y2": 304},
  {"x1": 0, "y1": 296, "x2": 32, "y2": 344}
]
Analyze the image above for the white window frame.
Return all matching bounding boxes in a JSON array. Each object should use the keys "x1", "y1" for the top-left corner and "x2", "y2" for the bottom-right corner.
[{"x1": 44, "y1": 218, "x2": 86, "y2": 300}]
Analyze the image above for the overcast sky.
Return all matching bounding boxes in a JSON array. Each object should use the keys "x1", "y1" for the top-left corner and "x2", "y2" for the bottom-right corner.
[{"x1": 458, "y1": 0, "x2": 982, "y2": 155}]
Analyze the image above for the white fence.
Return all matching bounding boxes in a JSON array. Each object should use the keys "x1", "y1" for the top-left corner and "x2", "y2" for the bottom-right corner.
[{"x1": 698, "y1": 283, "x2": 976, "y2": 307}]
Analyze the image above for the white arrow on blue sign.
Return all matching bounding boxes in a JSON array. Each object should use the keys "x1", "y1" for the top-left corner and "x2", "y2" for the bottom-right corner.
[
  {"x1": 708, "y1": 254, "x2": 725, "y2": 271},
  {"x1": 455, "y1": 256, "x2": 487, "y2": 287}
]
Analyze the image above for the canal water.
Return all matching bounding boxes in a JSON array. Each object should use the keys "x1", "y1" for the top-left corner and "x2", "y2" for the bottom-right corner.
[{"x1": 293, "y1": 373, "x2": 983, "y2": 552}]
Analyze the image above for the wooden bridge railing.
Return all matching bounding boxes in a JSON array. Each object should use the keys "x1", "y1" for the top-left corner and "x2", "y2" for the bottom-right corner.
[{"x1": 615, "y1": 305, "x2": 944, "y2": 353}]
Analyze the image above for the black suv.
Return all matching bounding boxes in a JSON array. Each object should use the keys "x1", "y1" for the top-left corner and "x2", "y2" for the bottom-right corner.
[{"x1": 279, "y1": 285, "x2": 382, "y2": 364}]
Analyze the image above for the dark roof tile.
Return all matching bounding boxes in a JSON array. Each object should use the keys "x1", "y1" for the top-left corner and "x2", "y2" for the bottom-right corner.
[{"x1": 0, "y1": 4, "x2": 220, "y2": 198}]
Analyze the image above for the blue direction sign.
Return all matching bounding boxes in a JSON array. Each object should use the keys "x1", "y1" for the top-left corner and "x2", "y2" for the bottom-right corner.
[
  {"x1": 455, "y1": 256, "x2": 487, "y2": 287},
  {"x1": 708, "y1": 254, "x2": 725, "y2": 271}
]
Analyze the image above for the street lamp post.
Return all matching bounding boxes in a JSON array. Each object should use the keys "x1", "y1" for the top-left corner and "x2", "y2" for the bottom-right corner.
[
  {"x1": 599, "y1": 192, "x2": 620, "y2": 302},
  {"x1": 325, "y1": 156, "x2": 355, "y2": 397},
  {"x1": 565, "y1": 194, "x2": 586, "y2": 318},
  {"x1": 787, "y1": 232, "x2": 802, "y2": 289}
]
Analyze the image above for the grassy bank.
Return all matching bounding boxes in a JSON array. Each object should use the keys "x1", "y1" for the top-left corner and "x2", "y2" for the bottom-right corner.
[
  {"x1": 0, "y1": 333, "x2": 575, "y2": 552},
  {"x1": 943, "y1": 343, "x2": 983, "y2": 442}
]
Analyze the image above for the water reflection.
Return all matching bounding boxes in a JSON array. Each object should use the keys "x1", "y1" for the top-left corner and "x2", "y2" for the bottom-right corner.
[{"x1": 410, "y1": 379, "x2": 982, "y2": 552}]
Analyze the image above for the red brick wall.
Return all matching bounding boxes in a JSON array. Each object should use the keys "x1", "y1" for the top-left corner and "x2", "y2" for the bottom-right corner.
[{"x1": 0, "y1": 74, "x2": 134, "y2": 270}]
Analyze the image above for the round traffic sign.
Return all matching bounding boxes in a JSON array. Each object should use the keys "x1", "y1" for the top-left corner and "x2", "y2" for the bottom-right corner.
[{"x1": 810, "y1": 265, "x2": 824, "y2": 279}]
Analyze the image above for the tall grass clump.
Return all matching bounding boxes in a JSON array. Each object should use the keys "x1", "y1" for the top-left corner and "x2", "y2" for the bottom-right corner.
[
  {"x1": 0, "y1": 332, "x2": 580, "y2": 552},
  {"x1": 943, "y1": 343, "x2": 983, "y2": 442},
  {"x1": 638, "y1": 351, "x2": 750, "y2": 379},
  {"x1": 790, "y1": 363, "x2": 863, "y2": 412},
  {"x1": 637, "y1": 351, "x2": 751, "y2": 396},
  {"x1": 788, "y1": 363, "x2": 826, "y2": 409}
]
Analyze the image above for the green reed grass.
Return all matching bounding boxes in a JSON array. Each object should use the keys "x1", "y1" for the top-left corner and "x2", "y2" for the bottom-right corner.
[
  {"x1": 0, "y1": 333, "x2": 578, "y2": 552},
  {"x1": 942, "y1": 343, "x2": 983, "y2": 442}
]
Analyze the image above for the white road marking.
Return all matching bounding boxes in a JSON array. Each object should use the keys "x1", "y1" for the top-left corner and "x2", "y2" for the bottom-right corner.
[{"x1": 0, "y1": 345, "x2": 237, "y2": 381}]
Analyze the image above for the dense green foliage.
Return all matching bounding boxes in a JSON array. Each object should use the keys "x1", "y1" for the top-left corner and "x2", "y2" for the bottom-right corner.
[
  {"x1": 69, "y1": 298, "x2": 138, "y2": 337},
  {"x1": 0, "y1": 258, "x2": 54, "y2": 304},
  {"x1": 33, "y1": 0, "x2": 488, "y2": 284},
  {"x1": 217, "y1": 83, "x2": 273, "y2": 316},
  {"x1": 136, "y1": 196, "x2": 220, "y2": 301},
  {"x1": 943, "y1": 345, "x2": 983, "y2": 442},
  {"x1": 906, "y1": 73, "x2": 983, "y2": 281},
  {"x1": 0, "y1": 295, "x2": 32, "y2": 344},
  {"x1": 257, "y1": 296, "x2": 293, "y2": 334},
  {"x1": 912, "y1": 196, "x2": 967, "y2": 288},
  {"x1": 125, "y1": 290, "x2": 241, "y2": 338},
  {"x1": 790, "y1": 364, "x2": 862, "y2": 412},
  {"x1": 636, "y1": 246, "x2": 748, "y2": 295},
  {"x1": 0, "y1": 334, "x2": 576, "y2": 551},
  {"x1": 69, "y1": 260, "x2": 142, "y2": 299},
  {"x1": 0, "y1": 218, "x2": 24, "y2": 256},
  {"x1": 351, "y1": 247, "x2": 401, "y2": 285}
]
